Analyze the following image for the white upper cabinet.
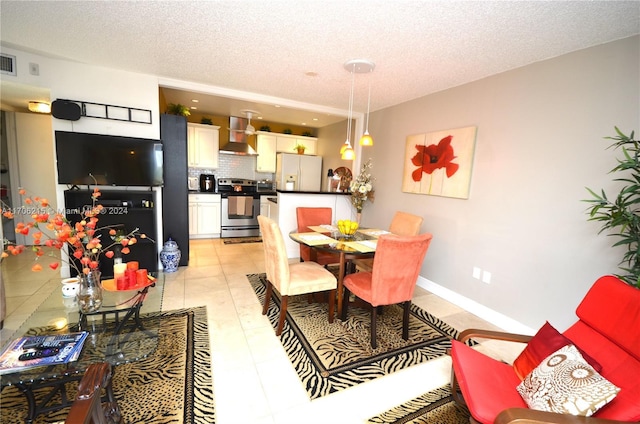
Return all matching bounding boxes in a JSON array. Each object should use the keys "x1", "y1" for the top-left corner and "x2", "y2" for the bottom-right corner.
[
  {"x1": 256, "y1": 133, "x2": 277, "y2": 173},
  {"x1": 188, "y1": 123, "x2": 220, "y2": 168},
  {"x1": 274, "y1": 133, "x2": 317, "y2": 155},
  {"x1": 256, "y1": 131, "x2": 317, "y2": 172}
]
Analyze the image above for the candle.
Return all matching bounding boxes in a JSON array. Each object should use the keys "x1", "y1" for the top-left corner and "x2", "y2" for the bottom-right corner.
[
  {"x1": 125, "y1": 269, "x2": 137, "y2": 288},
  {"x1": 136, "y1": 269, "x2": 148, "y2": 285},
  {"x1": 113, "y1": 263, "x2": 127, "y2": 280},
  {"x1": 126, "y1": 261, "x2": 139, "y2": 271},
  {"x1": 116, "y1": 277, "x2": 127, "y2": 290}
]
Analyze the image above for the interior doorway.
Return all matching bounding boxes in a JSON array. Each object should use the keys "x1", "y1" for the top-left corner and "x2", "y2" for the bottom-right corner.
[{"x1": 0, "y1": 111, "x2": 16, "y2": 243}]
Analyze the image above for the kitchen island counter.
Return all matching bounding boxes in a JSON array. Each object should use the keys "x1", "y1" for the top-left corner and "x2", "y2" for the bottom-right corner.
[
  {"x1": 277, "y1": 191, "x2": 357, "y2": 257},
  {"x1": 276, "y1": 189, "x2": 351, "y2": 195}
]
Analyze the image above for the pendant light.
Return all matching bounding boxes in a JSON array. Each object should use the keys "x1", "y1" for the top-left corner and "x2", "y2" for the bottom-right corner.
[
  {"x1": 359, "y1": 69, "x2": 374, "y2": 146},
  {"x1": 340, "y1": 59, "x2": 375, "y2": 160}
]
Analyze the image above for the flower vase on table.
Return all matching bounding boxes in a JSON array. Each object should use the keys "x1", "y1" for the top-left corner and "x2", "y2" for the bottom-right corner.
[{"x1": 78, "y1": 269, "x2": 103, "y2": 313}]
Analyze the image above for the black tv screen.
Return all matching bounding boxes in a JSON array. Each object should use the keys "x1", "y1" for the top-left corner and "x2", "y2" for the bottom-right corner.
[{"x1": 55, "y1": 131, "x2": 164, "y2": 187}]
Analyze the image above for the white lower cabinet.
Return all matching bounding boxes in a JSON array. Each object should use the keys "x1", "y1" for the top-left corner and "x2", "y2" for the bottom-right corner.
[
  {"x1": 260, "y1": 196, "x2": 279, "y2": 222},
  {"x1": 189, "y1": 194, "x2": 221, "y2": 238}
]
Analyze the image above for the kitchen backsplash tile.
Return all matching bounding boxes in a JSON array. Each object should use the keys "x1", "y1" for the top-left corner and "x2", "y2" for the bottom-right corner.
[{"x1": 188, "y1": 154, "x2": 273, "y2": 181}]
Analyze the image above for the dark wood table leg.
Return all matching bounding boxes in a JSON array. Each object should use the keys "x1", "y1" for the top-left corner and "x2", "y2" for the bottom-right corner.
[{"x1": 336, "y1": 252, "x2": 346, "y2": 316}]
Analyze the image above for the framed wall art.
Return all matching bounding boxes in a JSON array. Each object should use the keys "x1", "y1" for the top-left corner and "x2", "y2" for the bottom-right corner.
[{"x1": 402, "y1": 126, "x2": 477, "y2": 199}]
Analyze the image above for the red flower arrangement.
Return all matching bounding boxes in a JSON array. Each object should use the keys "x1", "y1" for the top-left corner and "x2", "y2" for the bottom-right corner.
[{"x1": 1, "y1": 187, "x2": 150, "y2": 275}]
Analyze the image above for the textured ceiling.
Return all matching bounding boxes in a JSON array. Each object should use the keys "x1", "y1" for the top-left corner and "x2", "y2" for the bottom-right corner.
[{"x1": 1, "y1": 1, "x2": 638, "y2": 127}]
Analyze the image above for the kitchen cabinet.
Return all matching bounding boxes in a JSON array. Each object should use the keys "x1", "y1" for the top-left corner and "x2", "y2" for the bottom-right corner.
[
  {"x1": 256, "y1": 132, "x2": 317, "y2": 172},
  {"x1": 260, "y1": 195, "x2": 278, "y2": 221},
  {"x1": 275, "y1": 133, "x2": 317, "y2": 155},
  {"x1": 256, "y1": 133, "x2": 277, "y2": 172},
  {"x1": 188, "y1": 123, "x2": 220, "y2": 168},
  {"x1": 188, "y1": 193, "x2": 221, "y2": 238}
]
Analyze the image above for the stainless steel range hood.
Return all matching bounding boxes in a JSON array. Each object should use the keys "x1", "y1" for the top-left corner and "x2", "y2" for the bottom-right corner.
[{"x1": 220, "y1": 116, "x2": 258, "y2": 156}]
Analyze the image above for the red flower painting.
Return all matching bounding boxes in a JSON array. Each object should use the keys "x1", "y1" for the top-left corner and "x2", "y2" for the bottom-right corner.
[{"x1": 410, "y1": 135, "x2": 459, "y2": 182}]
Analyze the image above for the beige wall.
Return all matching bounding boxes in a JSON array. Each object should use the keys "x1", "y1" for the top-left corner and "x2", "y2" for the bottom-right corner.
[{"x1": 358, "y1": 35, "x2": 640, "y2": 330}]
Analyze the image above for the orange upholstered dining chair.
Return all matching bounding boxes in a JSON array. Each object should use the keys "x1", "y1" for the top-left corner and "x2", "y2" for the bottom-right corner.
[
  {"x1": 296, "y1": 207, "x2": 340, "y2": 266},
  {"x1": 354, "y1": 211, "x2": 424, "y2": 273},
  {"x1": 258, "y1": 215, "x2": 337, "y2": 336},
  {"x1": 341, "y1": 232, "x2": 433, "y2": 348}
]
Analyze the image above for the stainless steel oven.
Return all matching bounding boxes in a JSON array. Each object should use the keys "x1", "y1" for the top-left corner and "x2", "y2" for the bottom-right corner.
[{"x1": 218, "y1": 178, "x2": 260, "y2": 238}]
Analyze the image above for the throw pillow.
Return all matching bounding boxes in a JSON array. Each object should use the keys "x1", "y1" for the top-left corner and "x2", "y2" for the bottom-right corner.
[
  {"x1": 513, "y1": 321, "x2": 601, "y2": 380},
  {"x1": 517, "y1": 344, "x2": 620, "y2": 416}
]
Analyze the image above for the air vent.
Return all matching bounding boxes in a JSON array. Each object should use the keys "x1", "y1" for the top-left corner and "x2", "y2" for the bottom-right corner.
[{"x1": 0, "y1": 53, "x2": 16, "y2": 76}]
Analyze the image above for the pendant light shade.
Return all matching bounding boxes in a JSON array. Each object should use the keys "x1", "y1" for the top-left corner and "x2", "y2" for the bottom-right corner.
[
  {"x1": 340, "y1": 59, "x2": 375, "y2": 159},
  {"x1": 359, "y1": 131, "x2": 373, "y2": 146}
]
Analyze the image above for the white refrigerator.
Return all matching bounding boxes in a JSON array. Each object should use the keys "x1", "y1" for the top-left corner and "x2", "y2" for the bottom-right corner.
[{"x1": 276, "y1": 153, "x2": 322, "y2": 191}]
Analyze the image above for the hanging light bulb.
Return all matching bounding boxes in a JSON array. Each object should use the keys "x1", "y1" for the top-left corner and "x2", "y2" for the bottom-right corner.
[
  {"x1": 340, "y1": 60, "x2": 357, "y2": 160},
  {"x1": 340, "y1": 59, "x2": 375, "y2": 157},
  {"x1": 359, "y1": 71, "x2": 374, "y2": 146}
]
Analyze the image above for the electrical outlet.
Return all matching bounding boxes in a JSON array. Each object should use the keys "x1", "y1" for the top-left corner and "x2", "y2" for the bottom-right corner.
[
  {"x1": 482, "y1": 271, "x2": 492, "y2": 284},
  {"x1": 472, "y1": 267, "x2": 481, "y2": 279},
  {"x1": 29, "y1": 62, "x2": 39, "y2": 76}
]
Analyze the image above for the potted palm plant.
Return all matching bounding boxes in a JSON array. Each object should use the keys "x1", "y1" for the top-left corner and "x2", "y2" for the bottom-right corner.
[{"x1": 585, "y1": 127, "x2": 640, "y2": 288}]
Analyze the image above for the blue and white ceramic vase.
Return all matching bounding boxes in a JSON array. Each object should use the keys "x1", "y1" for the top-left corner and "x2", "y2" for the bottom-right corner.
[{"x1": 159, "y1": 238, "x2": 181, "y2": 273}]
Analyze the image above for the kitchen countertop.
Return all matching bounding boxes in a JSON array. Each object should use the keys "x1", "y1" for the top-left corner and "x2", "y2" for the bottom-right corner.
[
  {"x1": 188, "y1": 190, "x2": 220, "y2": 194},
  {"x1": 276, "y1": 189, "x2": 351, "y2": 195}
]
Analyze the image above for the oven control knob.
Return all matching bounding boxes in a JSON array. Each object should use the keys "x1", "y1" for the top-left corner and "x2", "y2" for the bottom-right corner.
[{"x1": 159, "y1": 238, "x2": 181, "y2": 273}]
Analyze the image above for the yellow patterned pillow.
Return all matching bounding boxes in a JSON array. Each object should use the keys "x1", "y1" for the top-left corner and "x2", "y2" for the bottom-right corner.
[{"x1": 516, "y1": 344, "x2": 619, "y2": 416}]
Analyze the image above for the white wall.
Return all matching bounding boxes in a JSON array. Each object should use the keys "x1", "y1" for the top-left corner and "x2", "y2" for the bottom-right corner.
[
  {"x1": 1, "y1": 46, "x2": 164, "y2": 274},
  {"x1": 361, "y1": 36, "x2": 640, "y2": 331}
]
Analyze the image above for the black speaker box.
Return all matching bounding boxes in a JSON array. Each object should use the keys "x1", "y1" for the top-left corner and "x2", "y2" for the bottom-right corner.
[{"x1": 51, "y1": 100, "x2": 82, "y2": 121}]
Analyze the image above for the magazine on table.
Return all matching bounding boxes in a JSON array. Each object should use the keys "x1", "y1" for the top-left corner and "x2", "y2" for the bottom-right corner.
[{"x1": 0, "y1": 331, "x2": 89, "y2": 375}]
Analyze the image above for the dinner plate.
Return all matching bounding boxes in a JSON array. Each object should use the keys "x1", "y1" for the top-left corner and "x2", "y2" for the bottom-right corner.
[{"x1": 102, "y1": 274, "x2": 156, "y2": 292}]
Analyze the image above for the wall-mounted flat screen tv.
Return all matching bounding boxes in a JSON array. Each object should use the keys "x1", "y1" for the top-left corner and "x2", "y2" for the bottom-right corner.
[{"x1": 55, "y1": 131, "x2": 164, "y2": 187}]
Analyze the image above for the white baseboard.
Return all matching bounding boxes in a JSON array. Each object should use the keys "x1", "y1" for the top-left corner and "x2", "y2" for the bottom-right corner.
[{"x1": 417, "y1": 276, "x2": 535, "y2": 335}]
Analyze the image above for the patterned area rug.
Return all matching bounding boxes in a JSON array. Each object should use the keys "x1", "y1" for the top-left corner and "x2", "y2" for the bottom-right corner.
[
  {"x1": 367, "y1": 385, "x2": 471, "y2": 424},
  {"x1": 223, "y1": 237, "x2": 262, "y2": 244},
  {"x1": 248, "y1": 273, "x2": 470, "y2": 399},
  {"x1": 0, "y1": 307, "x2": 213, "y2": 424}
]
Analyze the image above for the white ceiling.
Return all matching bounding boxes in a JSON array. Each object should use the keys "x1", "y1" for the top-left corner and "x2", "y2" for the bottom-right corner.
[{"x1": 1, "y1": 1, "x2": 638, "y2": 127}]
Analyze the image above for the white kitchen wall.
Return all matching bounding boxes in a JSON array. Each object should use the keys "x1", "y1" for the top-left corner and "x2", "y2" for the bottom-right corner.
[
  {"x1": 188, "y1": 155, "x2": 273, "y2": 182},
  {"x1": 353, "y1": 35, "x2": 640, "y2": 330}
]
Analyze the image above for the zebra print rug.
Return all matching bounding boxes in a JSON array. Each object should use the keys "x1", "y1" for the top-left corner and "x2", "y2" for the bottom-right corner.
[
  {"x1": 248, "y1": 273, "x2": 468, "y2": 399},
  {"x1": 367, "y1": 385, "x2": 471, "y2": 423},
  {"x1": 0, "y1": 307, "x2": 213, "y2": 424}
]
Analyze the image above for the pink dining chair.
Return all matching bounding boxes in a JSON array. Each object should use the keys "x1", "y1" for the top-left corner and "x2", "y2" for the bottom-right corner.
[
  {"x1": 341, "y1": 232, "x2": 433, "y2": 348},
  {"x1": 296, "y1": 207, "x2": 340, "y2": 266},
  {"x1": 354, "y1": 211, "x2": 424, "y2": 273},
  {"x1": 258, "y1": 215, "x2": 337, "y2": 336}
]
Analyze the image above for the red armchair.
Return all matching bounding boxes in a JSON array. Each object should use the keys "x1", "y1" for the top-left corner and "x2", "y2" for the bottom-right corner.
[{"x1": 450, "y1": 275, "x2": 640, "y2": 423}]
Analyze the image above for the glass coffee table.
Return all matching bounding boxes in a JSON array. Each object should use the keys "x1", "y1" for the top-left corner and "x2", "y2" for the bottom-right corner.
[{"x1": 0, "y1": 273, "x2": 165, "y2": 423}]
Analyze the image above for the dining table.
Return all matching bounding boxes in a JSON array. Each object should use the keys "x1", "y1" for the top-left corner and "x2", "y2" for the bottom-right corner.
[{"x1": 289, "y1": 225, "x2": 392, "y2": 315}]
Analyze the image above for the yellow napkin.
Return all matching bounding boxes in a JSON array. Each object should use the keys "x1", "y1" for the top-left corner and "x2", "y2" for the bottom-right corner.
[
  {"x1": 307, "y1": 225, "x2": 337, "y2": 233},
  {"x1": 343, "y1": 240, "x2": 378, "y2": 253},
  {"x1": 358, "y1": 228, "x2": 391, "y2": 238},
  {"x1": 291, "y1": 232, "x2": 338, "y2": 246}
]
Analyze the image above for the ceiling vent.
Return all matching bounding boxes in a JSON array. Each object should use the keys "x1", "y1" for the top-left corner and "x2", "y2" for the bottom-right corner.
[{"x1": 0, "y1": 53, "x2": 16, "y2": 76}]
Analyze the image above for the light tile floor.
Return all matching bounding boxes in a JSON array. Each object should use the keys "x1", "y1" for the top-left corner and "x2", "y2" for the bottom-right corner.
[{"x1": 1, "y1": 239, "x2": 523, "y2": 423}]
